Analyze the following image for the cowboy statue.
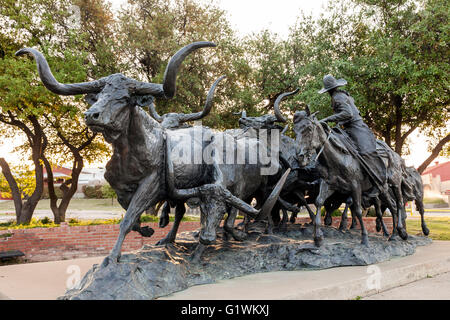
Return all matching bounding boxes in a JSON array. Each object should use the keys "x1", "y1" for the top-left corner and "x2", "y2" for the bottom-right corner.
[{"x1": 318, "y1": 74, "x2": 387, "y2": 191}]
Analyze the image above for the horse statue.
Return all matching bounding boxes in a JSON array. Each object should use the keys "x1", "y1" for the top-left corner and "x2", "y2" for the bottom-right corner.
[{"x1": 292, "y1": 109, "x2": 409, "y2": 246}]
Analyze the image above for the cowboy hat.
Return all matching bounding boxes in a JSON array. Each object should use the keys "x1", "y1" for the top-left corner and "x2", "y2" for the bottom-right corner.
[{"x1": 318, "y1": 74, "x2": 347, "y2": 94}]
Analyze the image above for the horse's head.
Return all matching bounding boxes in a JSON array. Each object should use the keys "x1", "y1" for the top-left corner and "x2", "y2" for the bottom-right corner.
[{"x1": 293, "y1": 108, "x2": 325, "y2": 167}]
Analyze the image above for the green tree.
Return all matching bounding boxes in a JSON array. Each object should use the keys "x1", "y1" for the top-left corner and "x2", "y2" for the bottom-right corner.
[
  {"x1": 0, "y1": 0, "x2": 112, "y2": 223},
  {"x1": 101, "y1": 183, "x2": 117, "y2": 205},
  {"x1": 287, "y1": 0, "x2": 449, "y2": 168},
  {"x1": 115, "y1": 0, "x2": 255, "y2": 129}
]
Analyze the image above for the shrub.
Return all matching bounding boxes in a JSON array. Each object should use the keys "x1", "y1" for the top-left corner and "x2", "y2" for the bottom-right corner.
[
  {"x1": 0, "y1": 232, "x2": 12, "y2": 239},
  {"x1": 38, "y1": 217, "x2": 53, "y2": 224},
  {"x1": 101, "y1": 184, "x2": 117, "y2": 204},
  {"x1": 41, "y1": 186, "x2": 64, "y2": 199},
  {"x1": 365, "y1": 207, "x2": 377, "y2": 217},
  {"x1": 82, "y1": 185, "x2": 104, "y2": 199},
  {"x1": 321, "y1": 208, "x2": 342, "y2": 217}
]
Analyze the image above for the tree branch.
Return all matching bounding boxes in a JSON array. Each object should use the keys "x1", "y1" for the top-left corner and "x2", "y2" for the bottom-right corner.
[{"x1": 417, "y1": 133, "x2": 450, "y2": 174}]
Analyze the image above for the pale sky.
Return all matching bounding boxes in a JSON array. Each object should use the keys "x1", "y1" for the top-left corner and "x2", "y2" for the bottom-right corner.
[
  {"x1": 110, "y1": 0, "x2": 328, "y2": 38},
  {"x1": 0, "y1": 0, "x2": 447, "y2": 169}
]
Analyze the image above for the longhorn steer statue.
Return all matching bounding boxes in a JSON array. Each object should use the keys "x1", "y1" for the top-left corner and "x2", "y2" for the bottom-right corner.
[{"x1": 17, "y1": 42, "x2": 288, "y2": 264}]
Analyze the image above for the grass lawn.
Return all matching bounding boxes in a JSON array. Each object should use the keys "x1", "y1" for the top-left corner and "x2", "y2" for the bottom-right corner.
[
  {"x1": 406, "y1": 217, "x2": 450, "y2": 241},
  {"x1": 423, "y1": 197, "x2": 448, "y2": 205},
  {"x1": 0, "y1": 198, "x2": 125, "y2": 212}
]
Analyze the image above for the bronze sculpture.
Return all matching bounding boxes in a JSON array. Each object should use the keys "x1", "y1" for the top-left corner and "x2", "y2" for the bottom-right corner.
[
  {"x1": 16, "y1": 42, "x2": 426, "y2": 269},
  {"x1": 17, "y1": 42, "x2": 290, "y2": 264}
]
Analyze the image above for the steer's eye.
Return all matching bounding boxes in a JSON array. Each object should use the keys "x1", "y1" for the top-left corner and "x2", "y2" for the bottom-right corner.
[{"x1": 85, "y1": 93, "x2": 98, "y2": 106}]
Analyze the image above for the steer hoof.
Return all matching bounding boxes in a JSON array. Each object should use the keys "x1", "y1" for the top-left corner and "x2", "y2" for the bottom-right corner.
[
  {"x1": 156, "y1": 236, "x2": 174, "y2": 246},
  {"x1": 422, "y1": 226, "x2": 430, "y2": 236},
  {"x1": 190, "y1": 243, "x2": 206, "y2": 264},
  {"x1": 139, "y1": 226, "x2": 155, "y2": 238},
  {"x1": 324, "y1": 216, "x2": 332, "y2": 226},
  {"x1": 313, "y1": 236, "x2": 323, "y2": 247},
  {"x1": 159, "y1": 215, "x2": 169, "y2": 228},
  {"x1": 375, "y1": 219, "x2": 382, "y2": 232},
  {"x1": 398, "y1": 227, "x2": 408, "y2": 240},
  {"x1": 231, "y1": 229, "x2": 248, "y2": 242},
  {"x1": 361, "y1": 234, "x2": 369, "y2": 246},
  {"x1": 388, "y1": 233, "x2": 401, "y2": 242},
  {"x1": 101, "y1": 254, "x2": 120, "y2": 268}
]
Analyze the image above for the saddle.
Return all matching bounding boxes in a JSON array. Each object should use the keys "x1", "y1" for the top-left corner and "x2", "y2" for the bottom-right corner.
[{"x1": 329, "y1": 127, "x2": 387, "y2": 190}]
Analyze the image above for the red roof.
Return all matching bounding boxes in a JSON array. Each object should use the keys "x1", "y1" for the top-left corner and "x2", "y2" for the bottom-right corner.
[
  {"x1": 43, "y1": 166, "x2": 72, "y2": 176},
  {"x1": 423, "y1": 161, "x2": 450, "y2": 182}
]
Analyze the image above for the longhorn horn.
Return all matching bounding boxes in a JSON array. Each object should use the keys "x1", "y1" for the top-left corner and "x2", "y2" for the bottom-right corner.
[
  {"x1": 179, "y1": 75, "x2": 226, "y2": 123},
  {"x1": 233, "y1": 110, "x2": 247, "y2": 118},
  {"x1": 305, "y1": 104, "x2": 311, "y2": 116},
  {"x1": 15, "y1": 48, "x2": 104, "y2": 95},
  {"x1": 256, "y1": 168, "x2": 291, "y2": 221},
  {"x1": 148, "y1": 101, "x2": 163, "y2": 123},
  {"x1": 163, "y1": 41, "x2": 216, "y2": 99},
  {"x1": 274, "y1": 88, "x2": 300, "y2": 122},
  {"x1": 311, "y1": 110, "x2": 320, "y2": 118},
  {"x1": 133, "y1": 41, "x2": 217, "y2": 98}
]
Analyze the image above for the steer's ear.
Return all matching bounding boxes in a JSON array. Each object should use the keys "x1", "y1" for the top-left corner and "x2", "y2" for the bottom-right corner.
[
  {"x1": 85, "y1": 93, "x2": 98, "y2": 106},
  {"x1": 135, "y1": 95, "x2": 154, "y2": 108}
]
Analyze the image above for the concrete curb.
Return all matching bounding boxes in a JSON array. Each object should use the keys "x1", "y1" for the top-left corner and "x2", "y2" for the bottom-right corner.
[{"x1": 286, "y1": 255, "x2": 450, "y2": 300}]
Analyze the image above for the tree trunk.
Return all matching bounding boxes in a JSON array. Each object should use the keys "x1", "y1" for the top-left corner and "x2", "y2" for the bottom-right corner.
[
  {"x1": 0, "y1": 158, "x2": 23, "y2": 220},
  {"x1": 417, "y1": 133, "x2": 450, "y2": 174},
  {"x1": 42, "y1": 157, "x2": 59, "y2": 222},
  {"x1": 0, "y1": 116, "x2": 46, "y2": 224},
  {"x1": 394, "y1": 96, "x2": 403, "y2": 155},
  {"x1": 42, "y1": 153, "x2": 84, "y2": 224}
]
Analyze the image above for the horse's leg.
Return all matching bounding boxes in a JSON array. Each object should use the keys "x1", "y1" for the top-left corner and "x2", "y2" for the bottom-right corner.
[
  {"x1": 350, "y1": 207, "x2": 358, "y2": 229},
  {"x1": 393, "y1": 185, "x2": 408, "y2": 240},
  {"x1": 323, "y1": 199, "x2": 333, "y2": 226},
  {"x1": 313, "y1": 180, "x2": 333, "y2": 247},
  {"x1": 156, "y1": 202, "x2": 186, "y2": 245},
  {"x1": 159, "y1": 201, "x2": 171, "y2": 228},
  {"x1": 104, "y1": 172, "x2": 161, "y2": 266},
  {"x1": 374, "y1": 197, "x2": 389, "y2": 237},
  {"x1": 388, "y1": 200, "x2": 401, "y2": 240},
  {"x1": 266, "y1": 207, "x2": 277, "y2": 234},
  {"x1": 351, "y1": 184, "x2": 369, "y2": 245},
  {"x1": 294, "y1": 190, "x2": 315, "y2": 222},
  {"x1": 224, "y1": 207, "x2": 248, "y2": 241},
  {"x1": 416, "y1": 199, "x2": 430, "y2": 236},
  {"x1": 271, "y1": 205, "x2": 281, "y2": 227},
  {"x1": 280, "y1": 208, "x2": 288, "y2": 231},
  {"x1": 290, "y1": 210, "x2": 298, "y2": 224},
  {"x1": 339, "y1": 197, "x2": 352, "y2": 231}
]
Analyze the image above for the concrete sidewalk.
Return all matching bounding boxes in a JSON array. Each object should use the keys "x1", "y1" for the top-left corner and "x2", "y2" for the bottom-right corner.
[
  {"x1": 161, "y1": 241, "x2": 450, "y2": 300},
  {"x1": 1, "y1": 241, "x2": 449, "y2": 300},
  {"x1": 364, "y1": 271, "x2": 450, "y2": 299},
  {"x1": 0, "y1": 256, "x2": 104, "y2": 300}
]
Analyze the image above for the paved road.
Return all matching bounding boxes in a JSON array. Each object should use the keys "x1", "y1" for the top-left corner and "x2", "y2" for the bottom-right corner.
[
  {"x1": 364, "y1": 271, "x2": 450, "y2": 300},
  {"x1": 0, "y1": 200, "x2": 449, "y2": 222}
]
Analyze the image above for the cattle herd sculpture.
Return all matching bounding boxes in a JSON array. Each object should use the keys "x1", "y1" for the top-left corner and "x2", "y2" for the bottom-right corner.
[{"x1": 16, "y1": 41, "x2": 429, "y2": 266}]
